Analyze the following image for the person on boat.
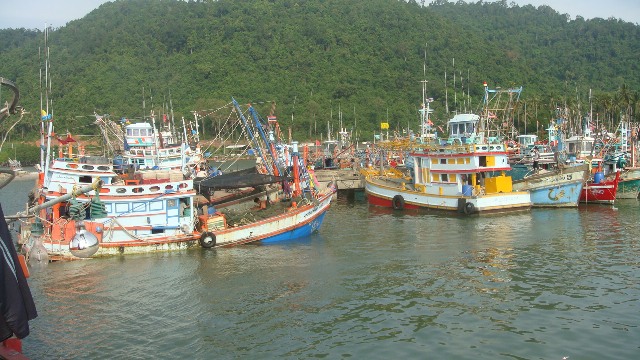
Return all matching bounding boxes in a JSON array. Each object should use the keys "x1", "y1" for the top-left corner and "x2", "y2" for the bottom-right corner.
[
  {"x1": 1, "y1": 204, "x2": 38, "y2": 345},
  {"x1": 532, "y1": 147, "x2": 540, "y2": 172},
  {"x1": 253, "y1": 197, "x2": 267, "y2": 210},
  {"x1": 282, "y1": 180, "x2": 292, "y2": 199}
]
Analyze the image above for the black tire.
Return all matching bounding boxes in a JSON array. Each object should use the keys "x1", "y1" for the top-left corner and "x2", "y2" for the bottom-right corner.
[
  {"x1": 463, "y1": 202, "x2": 475, "y2": 215},
  {"x1": 199, "y1": 231, "x2": 216, "y2": 248},
  {"x1": 392, "y1": 195, "x2": 405, "y2": 210}
]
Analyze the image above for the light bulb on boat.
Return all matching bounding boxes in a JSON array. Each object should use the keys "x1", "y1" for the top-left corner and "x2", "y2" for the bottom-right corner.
[{"x1": 69, "y1": 221, "x2": 99, "y2": 258}]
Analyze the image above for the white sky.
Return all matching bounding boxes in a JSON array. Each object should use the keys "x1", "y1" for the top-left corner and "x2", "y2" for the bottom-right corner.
[{"x1": 1, "y1": 0, "x2": 639, "y2": 29}]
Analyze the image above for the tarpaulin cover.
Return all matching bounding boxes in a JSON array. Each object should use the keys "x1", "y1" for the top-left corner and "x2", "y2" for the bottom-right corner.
[{"x1": 194, "y1": 167, "x2": 286, "y2": 191}]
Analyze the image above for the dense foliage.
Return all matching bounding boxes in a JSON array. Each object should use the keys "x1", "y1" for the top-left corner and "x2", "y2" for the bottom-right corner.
[{"x1": 1, "y1": 0, "x2": 639, "y2": 144}]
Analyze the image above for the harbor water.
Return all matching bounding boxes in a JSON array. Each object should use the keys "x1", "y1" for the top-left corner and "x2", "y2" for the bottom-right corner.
[{"x1": 2, "y1": 177, "x2": 639, "y2": 359}]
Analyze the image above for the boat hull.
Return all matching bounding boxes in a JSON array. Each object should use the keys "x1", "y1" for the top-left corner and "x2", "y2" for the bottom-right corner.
[
  {"x1": 365, "y1": 177, "x2": 531, "y2": 214},
  {"x1": 212, "y1": 191, "x2": 333, "y2": 246},
  {"x1": 512, "y1": 164, "x2": 588, "y2": 207},
  {"x1": 580, "y1": 171, "x2": 620, "y2": 204},
  {"x1": 614, "y1": 168, "x2": 640, "y2": 199}
]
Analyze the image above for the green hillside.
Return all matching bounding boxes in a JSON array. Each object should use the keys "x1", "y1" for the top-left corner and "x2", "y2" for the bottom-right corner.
[{"x1": 1, "y1": 0, "x2": 639, "y2": 142}]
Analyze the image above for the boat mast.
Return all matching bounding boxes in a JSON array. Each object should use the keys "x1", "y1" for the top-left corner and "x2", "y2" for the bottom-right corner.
[{"x1": 43, "y1": 26, "x2": 54, "y2": 182}]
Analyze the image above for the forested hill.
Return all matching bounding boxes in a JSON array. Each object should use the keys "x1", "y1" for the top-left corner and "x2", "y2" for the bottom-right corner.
[{"x1": 1, "y1": 0, "x2": 639, "y2": 141}]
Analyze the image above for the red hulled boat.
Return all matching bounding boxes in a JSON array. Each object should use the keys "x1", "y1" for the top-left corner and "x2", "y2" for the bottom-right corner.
[{"x1": 579, "y1": 170, "x2": 620, "y2": 204}]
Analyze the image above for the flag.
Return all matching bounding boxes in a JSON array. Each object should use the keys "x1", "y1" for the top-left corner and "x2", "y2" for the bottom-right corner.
[
  {"x1": 380, "y1": 122, "x2": 389, "y2": 130},
  {"x1": 40, "y1": 110, "x2": 51, "y2": 121}
]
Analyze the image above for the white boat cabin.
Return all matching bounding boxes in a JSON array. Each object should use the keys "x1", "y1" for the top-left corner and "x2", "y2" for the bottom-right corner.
[{"x1": 446, "y1": 114, "x2": 483, "y2": 144}]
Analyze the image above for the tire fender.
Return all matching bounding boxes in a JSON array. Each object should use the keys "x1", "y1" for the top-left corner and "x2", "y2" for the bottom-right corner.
[
  {"x1": 392, "y1": 195, "x2": 405, "y2": 210},
  {"x1": 199, "y1": 231, "x2": 216, "y2": 248}
]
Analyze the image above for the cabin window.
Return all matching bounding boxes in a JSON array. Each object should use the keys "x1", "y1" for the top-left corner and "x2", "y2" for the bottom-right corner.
[
  {"x1": 82, "y1": 165, "x2": 95, "y2": 171},
  {"x1": 133, "y1": 129, "x2": 140, "y2": 136},
  {"x1": 479, "y1": 156, "x2": 487, "y2": 167},
  {"x1": 431, "y1": 174, "x2": 438, "y2": 182},
  {"x1": 441, "y1": 174, "x2": 449, "y2": 182},
  {"x1": 440, "y1": 159, "x2": 446, "y2": 164},
  {"x1": 97, "y1": 166, "x2": 110, "y2": 171},
  {"x1": 132, "y1": 202, "x2": 147, "y2": 212},
  {"x1": 450, "y1": 174, "x2": 456, "y2": 182},
  {"x1": 466, "y1": 158, "x2": 471, "y2": 164},
  {"x1": 447, "y1": 159, "x2": 455, "y2": 164},
  {"x1": 149, "y1": 201, "x2": 163, "y2": 211},
  {"x1": 126, "y1": 128, "x2": 132, "y2": 136},
  {"x1": 104, "y1": 204, "x2": 112, "y2": 214},
  {"x1": 79, "y1": 175, "x2": 92, "y2": 184},
  {"x1": 167, "y1": 199, "x2": 178, "y2": 209},
  {"x1": 457, "y1": 158, "x2": 464, "y2": 164},
  {"x1": 115, "y1": 203, "x2": 129, "y2": 214}
]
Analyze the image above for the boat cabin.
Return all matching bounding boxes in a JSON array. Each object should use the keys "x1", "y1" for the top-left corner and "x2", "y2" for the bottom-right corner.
[
  {"x1": 125, "y1": 123, "x2": 156, "y2": 147},
  {"x1": 446, "y1": 114, "x2": 482, "y2": 144},
  {"x1": 565, "y1": 135, "x2": 595, "y2": 160}
]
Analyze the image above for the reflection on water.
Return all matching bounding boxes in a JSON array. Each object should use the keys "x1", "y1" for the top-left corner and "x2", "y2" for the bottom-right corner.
[{"x1": 8, "y1": 188, "x2": 639, "y2": 359}]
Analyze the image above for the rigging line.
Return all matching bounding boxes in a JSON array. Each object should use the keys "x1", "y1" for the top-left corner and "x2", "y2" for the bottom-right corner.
[{"x1": 202, "y1": 108, "x2": 243, "y2": 155}]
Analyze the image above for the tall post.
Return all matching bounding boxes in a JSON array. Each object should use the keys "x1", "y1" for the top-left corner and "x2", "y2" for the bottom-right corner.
[{"x1": 292, "y1": 141, "x2": 301, "y2": 197}]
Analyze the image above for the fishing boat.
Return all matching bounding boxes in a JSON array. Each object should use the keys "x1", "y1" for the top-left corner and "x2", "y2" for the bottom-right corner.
[
  {"x1": 511, "y1": 163, "x2": 589, "y2": 207},
  {"x1": 196, "y1": 100, "x2": 336, "y2": 247},
  {"x1": 510, "y1": 116, "x2": 590, "y2": 207},
  {"x1": 579, "y1": 167, "x2": 620, "y2": 204},
  {"x1": 598, "y1": 120, "x2": 640, "y2": 199},
  {"x1": 196, "y1": 174, "x2": 335, "y2": 248},
  {"x1": 364, "y1": 112, "x2": 531, "y2": 215},
  {"x1": 17, "y1": 47, "x2": 335, "y2": 260},
  {"x1": 22, "y1": 156, "x2": 200, "y2": 259}
]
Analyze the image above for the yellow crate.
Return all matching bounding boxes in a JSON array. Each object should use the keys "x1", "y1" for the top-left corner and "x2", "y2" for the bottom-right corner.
[
  {"x1": 207, "y1": 215, "x2": 226, "y2": 231},
  {"x1": 484, "y1": 175, "x2": 512, "y2": 194}
]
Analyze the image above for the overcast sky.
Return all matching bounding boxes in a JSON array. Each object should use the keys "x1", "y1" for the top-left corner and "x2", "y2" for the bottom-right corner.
[{"x1": 1, "y1": 0, "x2": 639, "y2": 29}]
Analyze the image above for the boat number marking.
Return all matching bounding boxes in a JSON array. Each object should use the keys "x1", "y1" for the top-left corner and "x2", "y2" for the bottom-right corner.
[{"x1": 548, "y1": 188, "x2": 565, "y2": 201}]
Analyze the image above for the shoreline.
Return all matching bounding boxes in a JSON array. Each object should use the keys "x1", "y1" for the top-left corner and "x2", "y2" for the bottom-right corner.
[{"x1": 0, "y1": 170, "x2": 39, "y2": 181}]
